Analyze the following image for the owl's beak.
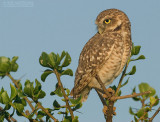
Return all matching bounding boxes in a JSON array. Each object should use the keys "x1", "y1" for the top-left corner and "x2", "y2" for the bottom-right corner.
[
  {"x1": 96, "y1": 22, "x2": 105, "y2": 34},
  {"x1": 98, "y1": 27, "x2": 105, "y2": 34}
]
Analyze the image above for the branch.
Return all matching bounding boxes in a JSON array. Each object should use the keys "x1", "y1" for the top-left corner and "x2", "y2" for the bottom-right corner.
[
  {"x1": 54, "y1": 69, "x2": 74, "y2": 120},
  {"x1": 6, "y1": 73, "x2": 35, "y2": 113},
  {"x1": 111, "y1": 91, "x2": 151, "y2": 101},
  {"x1": 138, "y1": 111, "x2": 148, "y2": 122},
  {"x1": 149, "y1": 106, "x2": 160, "y2": 122},
  {"x1": 95, "y1": 74, "x2": 112, "y2": 99},
  {"x1": 6, "y1": 74, "x2": 50, "y2": 121},
  {"x1": 0, "y1": 106, "x2": 17, "y2": 122},
  {"x1": 36, "y1": 102, "x2": 58, "y2": 122},
  {"x1": 95, "y1": 74, "x2": 114, "y2": 122},
  {"x1": 9, "y1": 102, "x2": 29, "y2": 119},
  {"x1": 95, "y1": 70, "x2": 151, "y2": 122},
  {"x1": 115, "y1": 63, "x2": 129, "y2": 96}
]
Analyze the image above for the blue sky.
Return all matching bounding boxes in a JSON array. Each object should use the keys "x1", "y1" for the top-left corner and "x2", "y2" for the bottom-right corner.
[{"x1": 0, "y1": 0, "x2": 160, "y2": 122}]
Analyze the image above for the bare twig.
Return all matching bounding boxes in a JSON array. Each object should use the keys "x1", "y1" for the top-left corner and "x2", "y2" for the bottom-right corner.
[
  {"x1": 149, "y1": 106, "x2": 160, "y2": 122},
  {"x1": 54, "y1": 69, "x2": 74, "y2": 120}
]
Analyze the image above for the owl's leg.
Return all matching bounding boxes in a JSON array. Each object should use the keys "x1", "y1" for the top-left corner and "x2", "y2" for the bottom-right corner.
[{"x1": 95, "y1": 89, "x2": 106, "y2": 106}]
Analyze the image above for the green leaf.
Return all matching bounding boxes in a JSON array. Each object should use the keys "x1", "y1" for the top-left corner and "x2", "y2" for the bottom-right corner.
[
  {"x1": 136, "y1": 108, "x2": 145, "y2": 118},
  {"x1": 134, "y1": 46, "x2": 141, "y2": 55},
  {"x1": 73, "y1": 116, "x2": 79, "y2": 122},
  {"x1": 58, "y1": 111, "x2": 66, "y2": 114},
  {"x1": 4, "y1": 104, "x2": 11, "y2": 110},
  {"x1": 132, "y1": 96, "x2": 141, "y2": 101},
  {"x1": 60, "y1": 51, "x2": 66, "y2": 61},
  {"x1": 34, "y1": 79, "x2": 41, "y2": 95},
  {"x1": 10, "y1": 56, "x2": 19, "y2": 72},
  {"x1": 1, "y1": 91, "x2": 10, "y2": 104},
  {"x1": 17, "y1": 82, "x2": 22, "y2": 90},
  {"x1": 28, "y1": 109, "x2": 39, "y2": 119},
  {"x1": 41, "y1": 69, "x2": 52, "y2": 82},
  {"x1": 138, "y1": 83, "x2": 156, "y2": 99},
  {"x1": 153, "y1": 95, "x2": 159, "y2": 106},
  {"x1": 0, "y1": 88, "x2": 5, "y2": 103},
  {"x1": 63, "y1": 116, "x2": 72, "y2": 122},
  {"x1": 126, "y1": 65, "x2": 136, "y2": 75},
  {"x1": 121, "y1": 77, "x2": 129, "y2": 87},
  {"x1": 69, "y1": 96, "x2": 82, "y2": 105},
  {"x1": 66, "y1": 89, "x2": 70, "y2": 96},
  {"x1": 10, "y1": 56, "x2": 18, "y2": 64},
  {"x1": 132, "y1": 87, "x2": 141, "y2": 101},
  {"x1": 0, "y1": 114, "x2": 5, "y2": 122},
  {"x1": 48, "y1": 52, "x2": 57, "y2": 68},
  {"x1": 72, "y1": 103, "x2": 82, "y2": 111},
  {"x1": 14, "y1": 103, "x2": 24, "y2": 113},
  {"x1": 14, "y1": 96, "x2": 26, "y2": 107},
  {"x1": 50, "y1": 91, "x2": 56, "y2": 96},
  {"x1": 24, "y1": 80, "x2": 34, "y2": 98},
  {"x1": 39, "y1": 52, "x2": 50, "y2": 67},
  {"x1": 21, "y1": 98, "x2": 27, "y2": 106},
  {"x1": 53, "y1": 100, "x2": 61, "y2": 110},
  {"x1": 0, "y1": 57, "x2": 11, "y2": 73},
  {"x1": 56, "y1": 53, "x2": 61, "y2": 66},
  {"x1": 150, "y1": 96, "x2": 156, "y2": 106},
  {"x1": 16, "y1": 110, "x2": 23, "y2": 116},
  {"x1": 130, "y1": 55, "x2": 145, "y2": 61},
  {"x1": 137, "y1": 55, "x2": 145, "y2": 60},
  {"x1": 117, "y1": 90, "x2": 121, "y2": 97},
  {"x1": 136, "y1": 107, "x2": 149, "y2": 119},
  {"x1": 150, "y1": 96, "x2": 159, "y2": 107},
  {"x1": 131, "y1": 43, "x2": 135, "y2": 56},
  {"x1": 109, "y1": 85, "x2": 117, "y2": 92},
  {"x1": 10, "y1": 83, "x2": 17, "y2": 100},
  {"x1": 134, "y1": 116, "x2": 138, "y2": 122},
  {"x1": 36, "y1": 90, "x2": 46, "y2": 99},
  {"x1": 63, "y1": 118, "x2": 71, "y2": 122},
  {"x1": 131, "y1": 45, "x2": 141, "y2": 56},
  {"x1": 61, "y1": 69, "x2": 73, "y2": 76},
  {"x1": 61, "y1": 52, "x2": 71, "y2": 67},
  {"x1": 17, "y1": 89, "x2": 24, "y2": 97},
  {"x1": 53, "y1": 88, "x2": 63, "y2": 97},
  {"x1": 129, "y1": 107, "x2": 135, "y2": 115},
  {"x1": 10, "y1": 108, "x2": 15, "y2": 117},
  {"x1": 37, "y1": 111, "x2": 46, "y2": 119}
]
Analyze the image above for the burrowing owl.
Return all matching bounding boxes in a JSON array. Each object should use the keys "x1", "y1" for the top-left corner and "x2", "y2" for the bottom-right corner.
[{"x1": 71, "y1": 9, "x2": 132, "y2": 101}]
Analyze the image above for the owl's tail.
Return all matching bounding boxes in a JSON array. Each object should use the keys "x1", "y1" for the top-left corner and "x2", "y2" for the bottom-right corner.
[{"x1": 70, "y1": 87, "x2": 91, "y2": 102}]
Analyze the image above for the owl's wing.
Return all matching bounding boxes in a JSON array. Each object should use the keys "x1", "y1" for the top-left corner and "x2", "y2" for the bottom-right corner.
[{"x1": 73, "y1": 33, "x2": 119, "y2": 96}]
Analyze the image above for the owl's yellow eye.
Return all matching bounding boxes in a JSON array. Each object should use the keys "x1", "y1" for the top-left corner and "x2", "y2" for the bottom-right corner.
[{"x1": 104, "y1": 19, "x2": 111, "y2": 24}]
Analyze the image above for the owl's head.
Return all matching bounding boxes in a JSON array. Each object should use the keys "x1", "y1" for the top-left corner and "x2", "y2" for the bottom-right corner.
[{"x1": 95, "y1": 9, "x2": 131, "y2": 34}]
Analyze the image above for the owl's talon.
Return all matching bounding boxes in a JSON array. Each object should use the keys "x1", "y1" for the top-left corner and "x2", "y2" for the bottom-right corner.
[
  {"x1": 113, "y1": 111, "x2": 116, "y2": 115},
  {"x1": 113, "y1": 107, "x2": 116, "y2": 111},
  {"x1": 103, "y1": 94, "x2": 108, "y2": 98},
  {"x1": 103, "y1": 106, "x2": 108, "y2": 115},
  {"x1": 107, "y1": 88, "x2": 115, "y2": 94},
  {"x1": 103, "y1": 106, "x2": 116, "y2": 116}
]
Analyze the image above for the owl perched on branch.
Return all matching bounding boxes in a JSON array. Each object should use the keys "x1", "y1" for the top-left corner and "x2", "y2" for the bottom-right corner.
[{"x1": 71, "y1": 9, "x2": 132, "y2": 101}]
